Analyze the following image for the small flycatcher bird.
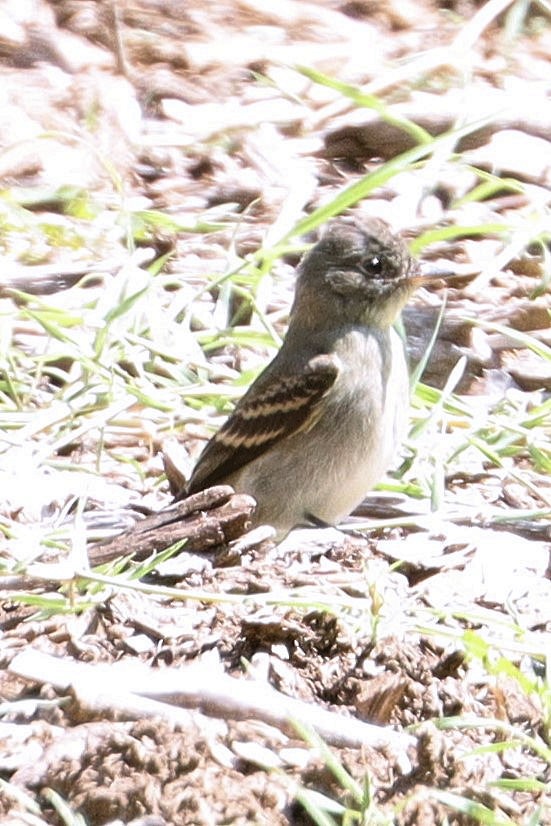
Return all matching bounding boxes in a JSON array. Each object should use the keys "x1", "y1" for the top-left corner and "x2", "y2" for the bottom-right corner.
[{"x1": 185, "y1": 217, "x2": 445, "y2": 538}]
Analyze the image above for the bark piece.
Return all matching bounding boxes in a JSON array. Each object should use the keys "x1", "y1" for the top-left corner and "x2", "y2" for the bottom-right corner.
[
  {"x1": 88, "y1": 487, "x2": 256, "y2": 566},
  {"x1": 321, "y1": 89, "x2": 551, "y2": 163}
]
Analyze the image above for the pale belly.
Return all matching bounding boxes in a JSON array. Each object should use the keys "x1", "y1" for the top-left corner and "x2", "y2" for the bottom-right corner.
[{"x1": 230, "y1": 328, "x2": 409, "y2": 537}]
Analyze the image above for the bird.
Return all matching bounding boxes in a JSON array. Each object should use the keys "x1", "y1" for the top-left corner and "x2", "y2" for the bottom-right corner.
[{"x1": 183, "y1": 217, "x2": 445, "y2": 539}]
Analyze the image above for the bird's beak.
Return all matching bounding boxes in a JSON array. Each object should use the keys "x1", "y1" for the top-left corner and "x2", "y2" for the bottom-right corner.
[{"x1": 410, "y1": 262, "x2": 479, "y2": 288}]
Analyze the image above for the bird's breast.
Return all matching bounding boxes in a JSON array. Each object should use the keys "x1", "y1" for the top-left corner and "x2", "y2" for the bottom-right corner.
[{"x1": 309, "y1": 326, "x2": 409, "y2": 520}]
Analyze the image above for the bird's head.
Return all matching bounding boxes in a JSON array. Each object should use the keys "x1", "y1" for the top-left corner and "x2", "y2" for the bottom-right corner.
[{"x1": 292, "y1": 218, "x2": 447, "y2": 329}]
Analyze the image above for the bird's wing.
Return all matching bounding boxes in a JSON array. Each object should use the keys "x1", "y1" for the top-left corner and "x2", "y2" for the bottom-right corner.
[{"x1": 187, "y1": 354, "x2": 339, "y2": 493}]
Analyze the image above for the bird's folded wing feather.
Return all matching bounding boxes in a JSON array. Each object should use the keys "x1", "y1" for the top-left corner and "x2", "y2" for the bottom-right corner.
[{"x1": 187, "y1": 354, "x2": 339, "y2": 492}]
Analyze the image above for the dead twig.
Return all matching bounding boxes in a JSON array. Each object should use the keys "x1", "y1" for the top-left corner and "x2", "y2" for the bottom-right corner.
[{"x1": 9, "y1": 650, "x2": 415, "y2": 766}]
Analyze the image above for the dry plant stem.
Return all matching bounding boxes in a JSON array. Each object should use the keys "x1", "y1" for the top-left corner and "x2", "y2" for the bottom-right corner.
[
  {"x1": 69, "y1": 686, "x2": 227, "y2": 738},
  {"x1": 88, "y1": 487, "x2": 255, "y2": 565},
  {"x1": 454, "y1": 0, "x2": 516, "y2": 51},
  {"x1": 108, "y1": 0, "x2": 130, "y2": 77},
  {"x1": 0, "y1": 250, "x2": 154, "y2": 296},
  {"x1": 9, "y1": 651, "x2": 415, "y2": 764}
]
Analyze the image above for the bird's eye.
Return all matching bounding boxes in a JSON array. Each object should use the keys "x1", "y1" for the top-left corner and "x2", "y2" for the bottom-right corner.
[{"x1": 361, "y1": 255, "x2": 383, "y2": 276}]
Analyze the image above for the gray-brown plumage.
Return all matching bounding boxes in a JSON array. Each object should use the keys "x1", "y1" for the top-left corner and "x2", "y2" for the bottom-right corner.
[{"x1": 185, "y1": 217, "x2": 437, "y2": 539}]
